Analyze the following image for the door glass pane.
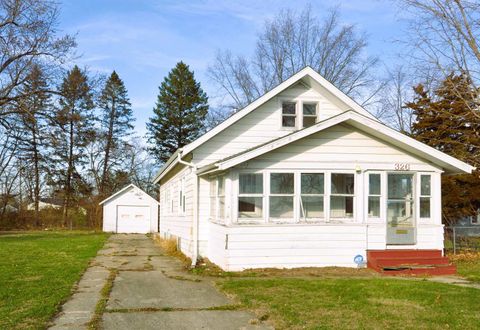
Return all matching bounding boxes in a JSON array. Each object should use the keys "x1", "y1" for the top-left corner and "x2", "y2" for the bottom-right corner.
[
  {"x1": 238, "y1": 197, "x2": 263, "y2": 218},
  {"x1": 300, "y1": 196, "x2": 324, "y2": 218},
  {"x1": 387, "y1": 200, "x2": 414, "y2": 225},
  {"x1": 388, "y1": 174, "x2": 413, "y2": 199},
  {"x1": 368, "y1": 196, "x2": 380, "y2": 217},
  {"x1": 239, "y1": 174, "x2": 263, "y2": 194},
  {"x1": 270, "y1": 173, "x2": 294, "y2": 194},
  {"x1": 331, "y1": 174, "x2": 354, "y2": 194},
  {"x1": 301, "y1": 173, "x2": 324, "y2": 194},
  {"x1": 270, "y1": 196, "x2": 294, "y2": 218},
  {"x1": 420, "y1": 197, "x2": 430, "y2": 218},
  {"x1": 369, "y1": 174, "x2": 381, "y2": 195},
  {"x1": 421, "y1": 175, "x2": 431, "y2": 196}
]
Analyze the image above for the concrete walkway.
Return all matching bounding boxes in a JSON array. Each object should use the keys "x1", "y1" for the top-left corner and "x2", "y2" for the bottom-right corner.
[{"x1": 49, "y1": 234, "x2": 270, "y2": 330}]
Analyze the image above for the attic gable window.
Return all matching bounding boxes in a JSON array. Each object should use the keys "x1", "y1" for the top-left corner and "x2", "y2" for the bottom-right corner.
[
  {"x1": 302, "y1": 103, "x2": 317, "y2": 128},
  {"x1": 282, "y1": 102, "x2": 296, "y2": 128}
]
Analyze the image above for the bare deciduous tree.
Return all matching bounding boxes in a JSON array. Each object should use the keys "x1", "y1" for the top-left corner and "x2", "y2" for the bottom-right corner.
[
  {"x1": 0, "y1": 0, "x2": 75, "y2": 114},
  {"x1": 376, "y1": 66, "x2": 416, "y2": 133},
  {"x1": 396, "y1": 0, "x2": 480, "y2": 117},
  {"x1": 208, "y1": 5, "x2": 379, "y2": 111}
]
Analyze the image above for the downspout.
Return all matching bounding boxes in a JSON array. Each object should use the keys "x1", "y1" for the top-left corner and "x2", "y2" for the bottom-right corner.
[{"x1": 177, "y1": 153, "x2": 199, "y2": 268}]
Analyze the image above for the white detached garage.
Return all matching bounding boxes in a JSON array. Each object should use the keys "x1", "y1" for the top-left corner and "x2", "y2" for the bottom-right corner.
[{"x1": 100, "y1": 184, "x2": 159, "y2": 233}]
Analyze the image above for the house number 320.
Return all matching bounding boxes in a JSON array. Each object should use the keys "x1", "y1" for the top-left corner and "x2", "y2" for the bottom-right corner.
[{"x1": 394, "y1": 163, "x2": 410, "y2": 171}]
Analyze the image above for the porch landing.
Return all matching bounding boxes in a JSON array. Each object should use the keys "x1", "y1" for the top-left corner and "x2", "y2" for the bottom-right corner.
[{"x1": 367, "y1": 250, "x2": 457, "y2": 276}]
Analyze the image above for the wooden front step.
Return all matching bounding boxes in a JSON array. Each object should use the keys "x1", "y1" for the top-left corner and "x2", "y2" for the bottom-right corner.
[{"x1": 367, "y1": 249, "x2": 456, "y2": 276}]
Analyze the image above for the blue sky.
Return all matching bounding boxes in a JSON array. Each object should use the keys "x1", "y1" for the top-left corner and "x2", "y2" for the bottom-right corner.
[{"x1": 59, "y1": 0, "x2": 406, "y2": 137}]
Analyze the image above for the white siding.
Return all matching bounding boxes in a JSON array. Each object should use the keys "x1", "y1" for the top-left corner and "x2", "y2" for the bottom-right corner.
[
  {"x1": 243, "y1": 124, "x2": 440, "y2": 171},
  {"x1": 158, "y1": 166, "x2": 195, "y2": 257},
  {"x1": 209, "y1": 222, "x2": 368, "y2": 271},
  {"x1": 193, "y1": 84, "x2": 346, "y2": 167}
]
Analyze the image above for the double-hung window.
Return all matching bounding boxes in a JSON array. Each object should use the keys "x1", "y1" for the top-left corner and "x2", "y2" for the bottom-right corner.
[
  {"x1": 209, "y1": 179, "x2": 217, "y2": 219},
  {"x1": 330, "y1": 173, "x2": 354, "y2": 218},
  {"x1": 282, "y1": 102, "x2": 296, "y2": 128},
  {"x1": 300, "y1": 173, "x2": 324, "y2": 220},
  {"x1": 368, "y1": 174, "x2": 381, "y2": 217},
  {"x1": 302, "y1": 103, "x2": 317, "y2": 128},
  {"x1": 238, "y1": 173, "x2": 263, "y2": 220},
  {"x1": 217, "y1": 176, "x2": 225, "y2": 220},
  {"x1": 419, "y1": 175, "x2": 431, "y2": 218},
  {"x1": 178, "y1": 177, "x2": 186, "y2": 215},
  {"x1": 269, "y1": 173, "x2": 294, "y2": 220}
]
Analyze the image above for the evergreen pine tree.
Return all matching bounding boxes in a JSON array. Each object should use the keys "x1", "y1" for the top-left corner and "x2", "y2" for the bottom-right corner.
[
  {"x1": 15, "y1": 64, "x2": 51, "y2": 227},
  {"x1": 147, "y1": 62, "x2": 209, "y2": 163},
  {"x1": 50, "y1": 65, "x2": 95, "y2": 228},
  {"x1": 98, "y1": 71, "x2": 133, "y2": 195},
  {"x1": 407, "y1": 74, "x2": 480, "y2": 224}
]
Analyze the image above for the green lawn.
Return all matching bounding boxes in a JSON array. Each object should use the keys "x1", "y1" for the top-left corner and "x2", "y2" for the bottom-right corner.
[
  {"x1": 221, "y1": 277, "x2": 480, "y2": 329},
  {"x1": 456, "y1": 260, "x2": 480, "y2": 282},
  {"x1": 0, "y1": 231, "x2": 108, "y2": 330}
]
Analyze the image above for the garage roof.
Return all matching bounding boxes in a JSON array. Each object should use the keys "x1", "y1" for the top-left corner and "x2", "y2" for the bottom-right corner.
[{"x1": 99, "y1": 184, "x2": 159, "y2": 205}]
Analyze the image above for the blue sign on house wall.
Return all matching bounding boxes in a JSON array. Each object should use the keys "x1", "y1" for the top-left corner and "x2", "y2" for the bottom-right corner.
[{"x1": 354, "y1": 254, "x2": 364, "y2": 265}]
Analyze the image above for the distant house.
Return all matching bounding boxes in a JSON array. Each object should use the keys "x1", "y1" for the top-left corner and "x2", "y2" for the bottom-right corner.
[
  {"x1": 153, "y1": 67, "x2": 473, "y2": 273},
  {"x1": 453, "y1": 209, "x2": 480, "y2": 237},
  {"x1": 27, "y1": 198, "x2": 63, "y2": 211}
]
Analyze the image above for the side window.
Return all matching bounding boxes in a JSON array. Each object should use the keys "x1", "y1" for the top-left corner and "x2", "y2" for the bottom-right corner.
[
  {"x1": 238, "y1": 173, "x2": 264, "y2": 220},
  {"x1": 178, "y1": 177, "x2": 186, "y2": 215},
  {"x1": 217, "y1": 176, "x2": 225, "y2": 220},
  {"x1": 420, "y1": 175, "x2": 431, "y2": 218},
  {"x1": 302, "y1": 103, "x2": 317, "y2": 128},
  {"x1": 368, "y1": 174, "x2": 381, "y2": 217},
  {"x1": 282, "y1": 102, "x2": 296, "y2": 128}
]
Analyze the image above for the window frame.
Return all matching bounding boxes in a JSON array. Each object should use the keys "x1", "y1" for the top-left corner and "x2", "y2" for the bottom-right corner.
[
  {"x1": 269, "y1": 172, "x2": 296, "y2": 222},
  {"x1": 367, "y1": 172, "x2": 381, "y2": 218},
  {"x1": 329, "y1": 172, "x2": 355, "y2": 220},
  {"x1": 237, "y1": 172, "x2": 265, "y2": 223},
  {"x1": 419, "y1": 174, "x2": 432, "y2": 219},
  {"x1": 301, "y1": 101, "x2": 318, "y2": 128},
  {"x1": 217, "y1": 175, "x2": 226, "y2": 221},
  {"x1": 178, "y1": 177, "x2": 186, "y2": 215},
  {"x1": 281, "y1": 101, "x2": 297, "y2": 129},
  {"x1": 299, "y1": 172, "x2": 325, "y2": 222}
]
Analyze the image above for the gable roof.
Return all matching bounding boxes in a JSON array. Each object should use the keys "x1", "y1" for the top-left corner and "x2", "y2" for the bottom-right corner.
[
  {"x1": 197, "y1": 110, "x2": 474, "y2": 175},
  {"x1": 99, "y1": 184, "x2": 159, "y2": 205},
  {"x1": 153, "y1": 66, "x2": 377, "y2": 183}
]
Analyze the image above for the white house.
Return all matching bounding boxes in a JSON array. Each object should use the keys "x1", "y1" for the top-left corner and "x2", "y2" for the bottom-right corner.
[
  {"x1": 100, "y1": 184, "x2": 159, "y2": 234},
  {"x1": 27, "y1": 198, "x2": 62, "y2": 211},
  {"x1": 153, "y1": 67, "x2": 473, "y2": 273}
]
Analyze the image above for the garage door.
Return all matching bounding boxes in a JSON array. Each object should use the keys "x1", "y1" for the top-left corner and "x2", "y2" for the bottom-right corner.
[{"x1": 116, "y1": 205, "x2": 150, "y2": 233}]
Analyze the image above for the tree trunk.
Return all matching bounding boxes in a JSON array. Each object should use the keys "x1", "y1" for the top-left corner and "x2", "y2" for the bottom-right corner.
[
  {"x1": 100, "y1": 97, "x2": 115, "y2": 196},
  {"x1": 32, "y1": 131, "x2": 40, "y2": 227},
  {"x1": 63, "y1": 112, "x2": 75, "y2": 230}
]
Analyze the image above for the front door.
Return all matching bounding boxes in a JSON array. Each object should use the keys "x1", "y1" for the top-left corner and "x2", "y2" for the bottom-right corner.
[{"x1": 386, "y1": 174, "x2": 415, "y2": 245}]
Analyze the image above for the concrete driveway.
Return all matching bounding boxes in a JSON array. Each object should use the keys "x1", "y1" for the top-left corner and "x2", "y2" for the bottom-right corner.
[{"x1": 50, "y1": 234, "x2": 270, "y2": 329}]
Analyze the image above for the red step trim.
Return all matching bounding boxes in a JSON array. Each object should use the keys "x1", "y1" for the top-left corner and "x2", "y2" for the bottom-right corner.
[{"x1": 367, "y1": 249, "x2": 442, "y2": 259}]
